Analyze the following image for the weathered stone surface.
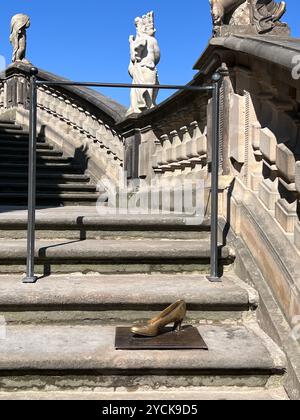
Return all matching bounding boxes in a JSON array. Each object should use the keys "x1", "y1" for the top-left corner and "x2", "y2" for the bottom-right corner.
[
  {"x1": 0, "y1": 207, "x2": 211, "y2": 240},
  {"x1": 0, "y1": 324, "x2": 286, "y2": 374},
  {"x1": 258, "y1": 178, "x2": 279, "y2": 211},
  {"x1": 276, "y1": 143, "x2": 296, "y2": 183},
  {"x1": 210, "y1": 0, "x2": 289, "y2": 37},
  {"x1": 275, "y1": 198, "x2": 297, "y2": 233},
  {"x1": 127, "y1": 11, "x2": 160, "y2": 115},
  {"x1": 232, "y1": 235, "x2": 300, "y2": 401},
  {"x1": 294, "y1": 161, "x2": 300, "y2": 194},
  {"x1": 10, "y1": 14, "x2": 30, "y2": 63},
  {"x1": 294, "y1": 221, "x2": 300, "y2": 253},
  {"x1": 241, "y1": 192, "x2": 300, "y2": 327},
  {"x1": 0, "y1": 239, "x2": 232, "y2": 262},
  {"x1": 0, "y1": 387, "x2": 288, "y2": 400},
  {"x1": 229, "y1": 93, "x2": 245, "y2": 163},
  {"x1": 0, "y1": 273, "x2": 256, "y2": 311},
  {"x1": 260, "y1": 128, "x2": 277, "y2": 163}
]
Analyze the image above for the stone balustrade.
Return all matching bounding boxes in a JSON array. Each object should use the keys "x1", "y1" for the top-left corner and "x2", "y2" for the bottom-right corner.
[
  {"x1": 153, "y1": 121, "x2": 207, "y2": 182},
  {"x1": 0, "y1": 64, "x2": 126, "y2": 185}
]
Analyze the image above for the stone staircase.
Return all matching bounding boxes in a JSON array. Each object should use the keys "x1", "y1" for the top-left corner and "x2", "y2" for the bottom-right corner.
[
  {"x1": 0, "y1": 120, "x2": 100, "y2": 206},
  {"x1": 0, "y1": 206, "x2": 288, "y2": 400}
]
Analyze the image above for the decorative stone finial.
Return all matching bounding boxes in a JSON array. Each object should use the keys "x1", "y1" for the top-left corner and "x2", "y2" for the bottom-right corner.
[
  {"x1": 126, "y1": 11, "x2": 161, "y2": 116},
  {"x1": 10, "y1": 14, "x2": 31, "y2": 63},
  {"x1": 209, "y1": 0, "x2": 290, "y2": 37},
  {"x1": 30, "y1": 67, "x2": 39, "y2": 76}
]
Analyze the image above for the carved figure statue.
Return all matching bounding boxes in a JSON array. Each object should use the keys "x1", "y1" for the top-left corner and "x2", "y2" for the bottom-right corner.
[
  {"x1": 127, "y1": 11, "x2": 161, "y2": 116},
  {"x1": 209, "y1": 0, "x2": 287, "y2": 35},
  {"x1": 10, "y1": 14, "x2": 31, "y2": 63}
]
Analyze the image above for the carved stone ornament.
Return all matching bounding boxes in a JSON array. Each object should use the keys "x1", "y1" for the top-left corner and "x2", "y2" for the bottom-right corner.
[{"x1": 209, "y1": 0, "x2": 290, "y2": 37}]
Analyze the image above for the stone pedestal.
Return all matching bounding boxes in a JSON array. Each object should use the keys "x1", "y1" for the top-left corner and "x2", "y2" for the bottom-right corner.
[
  {"x1": 259, "y1": 177, "x2": 279, "y2": 211},
  {"x1": 275, "y1": 198, "x2": 298, "y2": 233}
]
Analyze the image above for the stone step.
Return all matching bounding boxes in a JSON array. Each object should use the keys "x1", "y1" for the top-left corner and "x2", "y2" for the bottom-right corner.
[
  {"x1": 0, "y1": 121, "x2": 17, "y2": 127},
  {"x1": 0, "y1": 173, "x2": 90, "y2": 183},
  {"x1": 0, "y1": 125, "x2": 23, "y2": 132},
  {"x1": 0, "y1": 273, "x2": 257, "y2": 324},
  {"x1": 0, "y1": 211, "x2": 211, "y2": 239},
  {"x1": 0, "y1": 148, "x2": 62, "y2": 157},
  {"x1": 0, "y1": 387, "x2": 288, "y2": 400},
  {"x1": 0, "y1": 183, "x2": 97, "y2": 193},
  {"x1": 0, "y1": 162, "x2": 83, "y2": 173},
  {"x1": 0, "y1": 132, "x2": 30, "y2": 139},
  {"x1": 0, "y1": 324, "x2": 286, "y2": 390},
  {"x1": 0, "y1": 155, "x2": 73, "y2": 164},
  {"x1": 0, "y1": 140, "x2": 49, "y2": 148},
  {"x1": 0, "y1": 239, "x2": 233, "y2": 274},
  {"x1": 0, "y1": 193, "x2": 99, "y2": 207}
]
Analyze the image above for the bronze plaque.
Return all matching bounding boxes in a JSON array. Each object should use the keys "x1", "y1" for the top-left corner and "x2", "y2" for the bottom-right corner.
[{"x1": 115, "y1": 326, "x2": 208, "y2": 350}]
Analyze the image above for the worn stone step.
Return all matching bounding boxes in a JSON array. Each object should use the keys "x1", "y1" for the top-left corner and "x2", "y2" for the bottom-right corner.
[
  {"x1": 0, "y1": 324, "x2": 286, "y2": 390},
  {"x1": 0, "y1": 239, "x2": 233, "y2": 274},
  {"x1": 0, "y1": 121, "x2": 17, "y2": 127},
  {"x1": 0, "y1": 210, "x2": 211, "y2": 239},
  {"x1": 0, "y1": 173, "x2": 90, "y2": 183},
  {"x1": 0, "y1": 193, "x2": 99, "y2": 207},
  {"x1": 0, "y1": 148, "x2": 62, "y2": 157},
  {"x1": 0, "y1": 273, "x2": 257, "y2": 324},
  {"x1": 0, "y1": 132, "x2": 30, "y2": 139},
  {"x1": 0, "y1": 162, "x2": 83, "y2": 173},
  {"x1": 0, "y1": 155, "x2": 73, "y2": 164},
  {"x1": 0, "y1": 387, "x2": 289, "y2": 400},
  {"x1": 0, "y1": 183, "x2": 97, "y2": 193},
  {"x1": 0, "y1": 124, "x2": 23, "y2": 132},
  {"x1": 0, "y1": 140, "x2": 49, "y2": 148}
]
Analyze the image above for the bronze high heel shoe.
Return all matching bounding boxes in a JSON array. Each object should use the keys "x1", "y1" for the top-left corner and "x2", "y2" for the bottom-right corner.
[{"x1": 131, "y1": 300, "x2": 187, "y2": 337}]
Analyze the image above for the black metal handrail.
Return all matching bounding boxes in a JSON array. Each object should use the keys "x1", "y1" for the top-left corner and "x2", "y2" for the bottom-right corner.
[{"x1": 23, "y1": 67, "x2": 223, "y2": 283}]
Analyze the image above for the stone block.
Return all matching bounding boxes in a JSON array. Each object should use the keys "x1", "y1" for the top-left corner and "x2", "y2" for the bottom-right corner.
[
  {"x1": 295, "y1": 162, "x2": 300, "y2": 194},
  {"x1": 276, "y1": 143, "x2": 296, "y2": 183},
  {"x1": 197, "y1": 134, "x2": 207, "y2": 157},
  {"x1": 229, "y1": 93, "x2": 245, "y2": 163},
  {"x1": 260, "y1": 128, "x2": 277, "y2": 163},
  {"x1": 251, "y1": 124, "x2": 261, "y2": 150},
  {"x1": 275, "y1": 198, "x2": 298, "y2": 233},
  {"x1": 290, "y1": 285, "x2": 300, "y2": 322},
  {"x1": 294, "y1": 221, "x2": 300, "y2": 253},
  {"x1": 258, "y1": 178, "x2": 279, "y2": 211},
  {"x1": 250, "y1": 172, "x2": 262, "y2": 192}
]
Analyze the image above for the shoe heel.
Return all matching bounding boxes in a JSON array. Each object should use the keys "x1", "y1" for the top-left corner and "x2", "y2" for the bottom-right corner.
[{"x1": 173, "y1": 320, "x2": 183, "y2": 332}]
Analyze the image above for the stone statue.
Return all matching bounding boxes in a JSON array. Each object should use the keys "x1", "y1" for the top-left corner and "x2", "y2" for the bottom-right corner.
[
  {"x1": 127, "y1": 11, "x2": 161, "y2": 116},
  {"x1": 209, "y1": 0, "x2": 288, "y2": 36},
  {"x1": 252, "y1": 0, "x2": 286, "y2": 33},
  {"x1": 10, "y1": 14, "x2": 31, "y2": 63}
]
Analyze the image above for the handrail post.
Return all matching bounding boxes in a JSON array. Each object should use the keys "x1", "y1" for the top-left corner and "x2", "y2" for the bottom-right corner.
[
  {"x1": 207, "y1": 71, "x2": 222, "y2": 282},
  {"x1": 23, "y1": 67, "x2": 39, "y2": 284}
]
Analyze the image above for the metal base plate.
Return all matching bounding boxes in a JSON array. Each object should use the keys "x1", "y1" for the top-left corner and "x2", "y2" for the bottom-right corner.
[
  {"x1": 22, "y1": 276, "x2": 38, "y2": 284},
  {"x1": 115, "y1": 326, "x2": 208, "y2": 350}
]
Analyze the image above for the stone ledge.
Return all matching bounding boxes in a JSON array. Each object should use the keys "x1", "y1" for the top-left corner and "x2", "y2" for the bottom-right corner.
[
  {"x1": 0, "y1": 273, "x2": 256, "y2": 312},
  {"x1": 0, "y1": 387, "x2": 288, "y2": 400},
  {"x1": 0, "y1": 239, "x2": 232, "y2": 262},
  {"x1": 0, "y1": 324, "x2": 286, "y2": 375},
  {"x1": 0, "y1": 208, "x2": 211, "y2": 230}
]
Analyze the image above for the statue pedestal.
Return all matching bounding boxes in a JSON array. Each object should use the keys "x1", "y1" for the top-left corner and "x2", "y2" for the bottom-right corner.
[
  {"x1": 214, "y1": 22, "x2": 291, "y2": 37},
  {"x1": 115, "y1": 326, "x2": 208, "y2": 350}
]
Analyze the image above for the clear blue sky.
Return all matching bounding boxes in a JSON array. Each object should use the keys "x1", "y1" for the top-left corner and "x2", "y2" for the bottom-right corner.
[{"x1": 1, "y1": 0, "x2": 299, "y2": 107}]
